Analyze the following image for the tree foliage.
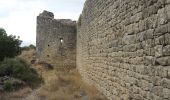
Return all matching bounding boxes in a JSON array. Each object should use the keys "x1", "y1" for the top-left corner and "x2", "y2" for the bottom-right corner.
[
  {"x1": 21, "y1": 44, "x2": 36, "y2": 51},
  {"x1": 0, "y1": 58, "x2": 43, "y2": 88},
  {"x1": 0, "y1": 28, "x2": 22, "y2": 61}
]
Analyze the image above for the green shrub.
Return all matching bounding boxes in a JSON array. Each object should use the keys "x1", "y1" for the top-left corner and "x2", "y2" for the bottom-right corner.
[
  {"x1": 4, "y1": 80, "x2": 13, "y2": 91},
  {"x1": 0, "y1": 28, "x2": 22, "y2": 61},
  {"x1": 21, "y1": 44, "x2": 36, "y2": 51},
  {"x1": 0, "y1": 58, "x2": 43, "y2": 88}
]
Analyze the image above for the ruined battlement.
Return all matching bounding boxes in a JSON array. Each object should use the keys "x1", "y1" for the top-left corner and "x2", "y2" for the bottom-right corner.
[
  {"x1": 39, "y1": 10, "x2": 54, "y2": 18},
  {"x1": 36, "y1": 11, "x2": 76, "y2": 71},
  {"x1": 38, "y1": 10, "x2": 76, "y2": 26}
]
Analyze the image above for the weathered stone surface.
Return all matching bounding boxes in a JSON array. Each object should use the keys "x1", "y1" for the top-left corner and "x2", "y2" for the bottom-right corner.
[
  {"x1": 36, "y1": 10, "x2": 76, "y2": 70},
  {"x1": 163, "y1": 45, "x2": 170, "y2": 56},
  {"x1": 165, "y1": 33, "x2": 170, "y2": 45},
  {"x1": 156, "y1": 57, "x2": 170, "y2": 66},
  {"x1": 155, "y1": 45, "x2": 163, "y2": 57},
  {"x1": 35, "y1": 0, "x2": 170, "y2": 100},
  {"x1": 151, "y1": 86, "x2": 163, "y2": 97},
  {"x1": 163, "y1": 88, "x2": 170, "y2": 99},
  {"x1": 77, "y1": 0, "x2": 170, "y2": 100},
  {"x1": 76, "y1": 0, "x2": 170, "y2": 100},
  {"x1": 161, "y1": 78, "x2": 170, "y2": 89},
  {"x1": 157, "y1": 8, "x2": 168, "y2": 25}
]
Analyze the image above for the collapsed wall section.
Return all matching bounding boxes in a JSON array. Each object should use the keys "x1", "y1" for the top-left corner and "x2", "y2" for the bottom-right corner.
[
  {"x1": 77, "y1": 0, "x2": 170, "y2": 99},
  {"x1": 36, "y1": 10, "x2": 76, "y2": 70}
]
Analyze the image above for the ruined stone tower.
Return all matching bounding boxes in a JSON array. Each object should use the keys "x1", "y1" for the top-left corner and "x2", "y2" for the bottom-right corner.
[
  {"x1": 36, "y1": 10, "x2": 76, "y2": 70},
  {"x1": 37, "y1": 0, "x2": 170, "y2": 98}
]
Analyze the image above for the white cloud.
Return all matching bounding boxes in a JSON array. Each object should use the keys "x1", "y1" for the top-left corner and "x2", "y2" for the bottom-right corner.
[{"x1": 0, "y1": 0, "x2": 85, "y2": 46}]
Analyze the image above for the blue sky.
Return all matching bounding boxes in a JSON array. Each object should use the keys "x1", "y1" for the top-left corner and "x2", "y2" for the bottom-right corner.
[{"x1": 0, "y1": 0, "x2": 85, "y2": 46}]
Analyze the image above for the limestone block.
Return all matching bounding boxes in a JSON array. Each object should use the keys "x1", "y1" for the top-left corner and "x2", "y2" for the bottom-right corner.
[
  {"x1": 126, "y1": 24, "x2": 134, "y2": 35},
  {"x1": 166, "y1": 0, "x2": 170, "y2": 4},
  {"x1": 133, "y1": 22, "x2": 140, "y2": 34},
  {"x1": 144, "y1": 56, "x2": 155, "y2": 66},
  {"x1": 158, "y1": 8, "x2": 168, "y2": 25},
  {"x1": 155, "y1": 66, "x2": 169, "y2": 78},
  {"x1": 123, "y1": 44, "x2": 136, "y2": 52},
  {"x1": 136, "y1": 31, "x2": 145, "y2": 42},
  {"x1": 145, "y1": 39, "x2": 155, "y2": 48},
  {"x1": 165, "y1": 33, "x2": 170, "y2": 45},
  {"x1": 163, "y1": 88, "x2": 170, "y2": 99},
  {"x1": 165, "y1": 5, "x2": 170, "y2": 20},
  {"x1": 151, "y1": 86, "x2": 163, "y2": 97},
  {"x1": 136, "y1": 65, "x2": 145, "y2": 74},
  {"x1": 155, "y1": 35, "x2": 165, "y2": 45},
  {"x1": 145, "y1": 29, "x2": 154, "y2": 40},
  {"x1": 148, "y1": 4, "x2": 158, "y2": 16},
  {"x1": 161, "y1": 78, "x2": 170, "y2": 89},
  {"x1": 135, "y1": 12, "x2": 142, "y2": 22},
  {"x1": 168, "y1": 67, "x2": 170, "y2": 78},
  {"x1": 133, "y1": 94, "x2": 143, "y2": 100},
  {"x1": 109, "y1": 40, "x2": 118, "y2": 47},
  {"x1": 122, "y1": 35, "x2": 136, "y2": 45},
  {"x1": 157, "y1": 0, "x2": 166, "y2": 8},
  {"x1": 144, "y1": 48, "x2": 154, "y2": 56},
  {"x1": 163, "y1": 45, "x2": 170, "y2": 56},
  {"x1": 156, "y1": 57, "x2": 170, "y2": 66},
  {"x1": 136, "y1": 50, "x2": 144, "y2": 57},
  {"x1": 154, "y1": 45, "x2": 163, "y2": 57},
  {"x1": 146, "y1": 92, "x2": 154, "y2": 100},
  {"x1": 139, "y1": 20, "x2": 145, "y2": 32},
  {"x1": 155, "y1": 24, "x2": 169, "y2": 36},
  {"x1": 163, "y1": 68, "x2": 169, "y2": 78},
  {"x1": 140, "y1": 80, "x2": 153, "y2": 91},
  {"x1": 152, "y1": 76, "x2": 162, "y2": 86}
]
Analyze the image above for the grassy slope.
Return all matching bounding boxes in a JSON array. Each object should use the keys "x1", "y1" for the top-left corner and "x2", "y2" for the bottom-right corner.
[{"x1": 1, "y1": 49, "x2": 107, "y2": 100}]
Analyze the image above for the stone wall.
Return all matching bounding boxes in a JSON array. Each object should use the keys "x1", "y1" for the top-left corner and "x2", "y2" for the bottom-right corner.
[
  {"x1": 36, "y1": 10, "x2": 76, "y2": 70},
  {"x1": 77, "y1": 0, "x2": 170, "y2": 99}
]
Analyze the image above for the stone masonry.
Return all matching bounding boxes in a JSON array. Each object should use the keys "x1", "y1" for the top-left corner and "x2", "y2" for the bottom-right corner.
[
  {"x1": 36, "y1": 0, "x2": 170, "y2": 99},
  {"x1": 36, "y1": 10, "x2": 76, "y2": 70},
  {"x1": 77, "y1": 0, "x2": 170, "y2": 100}
]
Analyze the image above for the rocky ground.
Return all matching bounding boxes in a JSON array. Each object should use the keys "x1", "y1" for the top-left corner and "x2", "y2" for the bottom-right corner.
[
  {"x1": 23, "y1": 69, "x2": 107, "y2": 100},
  {"x1": 0, "y1": 49, "x2": 107, "y2": 100}
]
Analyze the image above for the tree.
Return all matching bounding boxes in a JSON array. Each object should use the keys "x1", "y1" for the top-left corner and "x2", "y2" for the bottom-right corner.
[
  {"x1": 21, "y1": 44, "x2": 36, "y2": 51},
  {"x1": 29, "y1": 44, "x2": 36, "y2": 49},
  {"x1": 0, "y1": 28, "x2": 22, "y2": 61}
]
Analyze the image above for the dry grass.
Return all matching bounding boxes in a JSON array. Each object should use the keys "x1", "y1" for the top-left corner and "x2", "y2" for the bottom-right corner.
[
  {"x1": 18, "y1": 49, "x2": 36, "y2": 63},
  {"x1": 0, "y1": 87, "x2": 32, "y2": 100},
  {"x1": 36, "y1": 69, "x2": 107, "y2": 100},
  {"x1": 1, "y1": 49, "x2": 107, "y2": 100},
  {"x1": 0, "y1": 49, "x2": 37, "y2": 100}
]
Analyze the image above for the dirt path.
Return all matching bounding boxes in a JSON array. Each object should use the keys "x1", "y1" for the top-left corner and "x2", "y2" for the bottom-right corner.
[
  {"x1": 0, "y1": 67, "x2": 107, "y2": 100},
  {"x1": 22, "y1": 69, "x2": 107, "y2": 100}
]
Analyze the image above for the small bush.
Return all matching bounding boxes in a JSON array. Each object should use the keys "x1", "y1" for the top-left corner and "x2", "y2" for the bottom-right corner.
[
  {"x1": 4, "y1": 80, "x2": 13, "y2": 91},
  {"x1": 21, "y1": 44, "x2": 36, "y2": 51},
  {"x1": 0, "y1": 58, "x2": 43, "y2": 88},
  {"x1": 0, "y1": 28, "x2": 22, "y2": 61}
]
